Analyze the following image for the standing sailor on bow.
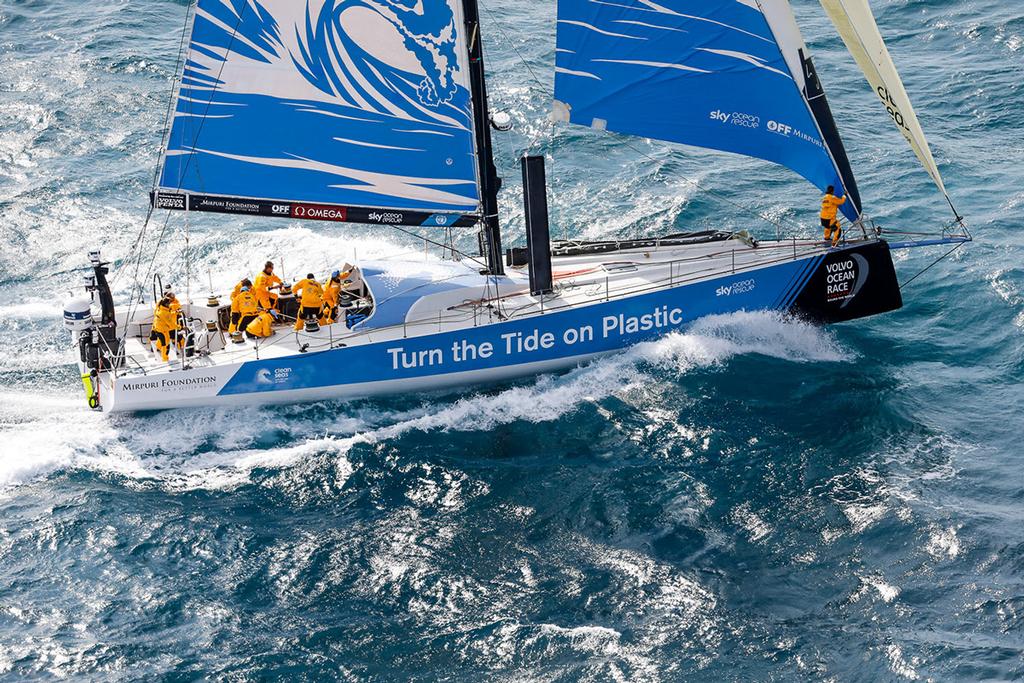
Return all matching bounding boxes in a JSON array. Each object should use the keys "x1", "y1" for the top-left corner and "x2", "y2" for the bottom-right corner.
[
  {"x1": 292, "y1": 273, "x2": 324, "y2": 331},
  {"x1": 820, "y1": 186, "x2": 847, "y2": 247},
  {"x1": 254, "y1": 261, "x2": 282, "y2": 311}
]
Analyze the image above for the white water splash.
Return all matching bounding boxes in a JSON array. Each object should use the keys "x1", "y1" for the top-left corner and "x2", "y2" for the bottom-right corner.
[{"x1": 0, "y1": 311, "x2": 849, "y2": 492}]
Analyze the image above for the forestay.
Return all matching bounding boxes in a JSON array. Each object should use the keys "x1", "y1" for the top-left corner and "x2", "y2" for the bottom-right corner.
[
  {"x1": 819, "y1": 0, "x2": 949, "y2": 202},
  {"x1": 553, "y1": 0, "x2": 861, "y2": 221},
  {"x1": 155, "y1": 0, "x2": 482, "y2": 227}
]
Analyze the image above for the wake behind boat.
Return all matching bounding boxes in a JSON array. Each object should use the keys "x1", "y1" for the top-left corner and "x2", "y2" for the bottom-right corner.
[{"x1": 63, "y1": 0, "x2": 970, "y2": 412}]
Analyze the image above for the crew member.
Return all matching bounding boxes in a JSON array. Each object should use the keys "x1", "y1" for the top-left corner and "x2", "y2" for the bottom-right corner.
[
  {"x1": 820, "y1": 185, "x2": 847, "y2": 247},
  {"x1": 164, "y1": 288, "x2": 182, "y2": 312},
  {"x1": 151, "y1": 293, "x2": 182, "y2": 362},
  {"x1": 246, "y1": 309, "x2": 278, "y2": 339},
  {"x1": 228, "y1": 278, "x2": 253, "y2": 333},
  {"x1": 254, "y1": 261, "x2": 283, "y2": 311},
  {"x1": 292, "y1": 273, "x2": 324, "y2": 330},
  {"x1": 320, "y1": 270, "x2": 343, "y2": 324},
  {"x1": 235, "y1": 283, "x2": 260, "y2": 335}
]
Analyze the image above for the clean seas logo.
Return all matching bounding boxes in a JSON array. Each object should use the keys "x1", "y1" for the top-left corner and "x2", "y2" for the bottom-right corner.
[
  {"x1": 825, "y1": 254, "x2": 870, "y2": 307},
  {"x1": 256, "y1": 367, "x2": 293, "y2": 387},
  {"x1": 297, "y1": 0, "x2": 462, "y2": 108}
]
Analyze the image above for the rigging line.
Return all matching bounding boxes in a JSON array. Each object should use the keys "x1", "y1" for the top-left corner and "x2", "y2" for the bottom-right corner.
[
  {"x1": 118, "y1": 0, "x2": 244, "y2": 345},
  {"x1": 388, "y1": 223, "x2": 488, "y2": 271},
  {"x1": 152, "y1": 0, "x2": 195, "y2": 191},
  {"x1": 478, "y1": 0, "x2": 555, "y2": 156},
  {"x1": 113, "y1": 1, "x2": 192, "y2": 313},
  {"x1": 479, "y1": 1, "x2": 546, "y2": 97},
  {"x1": 476, "y1": 1, "x2": 564, "y2": 247},
  {"x1": 113, "y1": 2, "x2": 192, "y2": 291},
  {"x1": 118, "y1": 211, "x2": 176, "y2": 345},
  {"x1": 898, "y1": 241, "x2": 966, "y2": 291},
  {"x1": 167, "y1": 2, "x2": 247, "y2": 194}
]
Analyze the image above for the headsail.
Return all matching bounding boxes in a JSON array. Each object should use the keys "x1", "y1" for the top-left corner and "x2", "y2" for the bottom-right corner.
[
  {"x1": 553, "y1": 0, "x2": 861, "y2": 221},
  {"x1": 818, "y1": 0, "x2": 949, "y2": 201},
  {"x1": 155, "y1": 0, "x2": 483, "y2": 227}
]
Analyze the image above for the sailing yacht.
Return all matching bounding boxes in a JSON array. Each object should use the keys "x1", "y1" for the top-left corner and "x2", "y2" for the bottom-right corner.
[{"x1": 63, "y1": 0, "x2": 970, "y2": 412}]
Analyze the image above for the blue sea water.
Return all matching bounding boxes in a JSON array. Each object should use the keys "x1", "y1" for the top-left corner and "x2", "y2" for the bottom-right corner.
[{"x1": 0, "y1": 0, "x2": 1022, "y2": 680}]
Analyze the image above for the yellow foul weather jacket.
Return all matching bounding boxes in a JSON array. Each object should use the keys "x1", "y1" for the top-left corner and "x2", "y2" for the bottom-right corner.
[
  {"x1": 246, "y1": 311, "x2": 275, "y2": 338},
  {"x1": 235, "y1": 290, "x2": 259, "y2": 317},
  {"x1": 293, "y1": 278, "x2": 324, "y2": 309},
  {"x1": 230, "y1": 280, "x2": 247, "y2": 313},
  {"x1": 820, "y1": 193, "x2": 847, "y2": 222},
  {"x1": 254, "y1": 271, "x2": 282, "y2": 308},
  {"x1": 152, "y1": 301, "x2": 180, "y2": 334},
  {"x1": 322, "y1": 279, "x2": 341, "y2": 309}
]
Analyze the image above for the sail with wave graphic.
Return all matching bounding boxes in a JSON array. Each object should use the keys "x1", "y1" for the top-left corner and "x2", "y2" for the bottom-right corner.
[{"x1": 158, "y1": 0, "x2": 482, "y2": 219}]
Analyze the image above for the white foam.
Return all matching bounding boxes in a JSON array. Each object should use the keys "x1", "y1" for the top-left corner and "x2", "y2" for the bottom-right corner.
[
  {"x1": 885, "y1": 643, "x2": 921, "y2": 680},
  {"x1": 852, "y1": 574, "x2": 901, "y2": 604},
  {"x1": 0, "y1": 301, "x2": 65, "y2": 321},
  {"x1": 0, "y1": 311, "x2": 848, "y2": 491},
  {"x1": 925, "y1": 525, "x2": 961, "y2": 560}
]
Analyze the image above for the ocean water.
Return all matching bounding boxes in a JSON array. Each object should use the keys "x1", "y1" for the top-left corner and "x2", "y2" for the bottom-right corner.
[{"x1": 1, "y1": 0, "x2": 1022, "y2": 680}]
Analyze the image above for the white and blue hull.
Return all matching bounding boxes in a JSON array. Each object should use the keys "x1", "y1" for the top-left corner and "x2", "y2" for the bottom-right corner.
[{"x1": 93, "y1": 240, "x2": 901, "y2": 412}]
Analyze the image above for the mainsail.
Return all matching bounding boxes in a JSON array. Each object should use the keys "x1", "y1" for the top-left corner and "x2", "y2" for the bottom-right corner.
[
  {"x1": 818, "y1": 0, "x2": 950, "y2": 203},
  {"x1": 154, "y1": 0, "x2": 484, "y2": 227},
  {"x1": 553, "y1": 0, "x2": 862, "y2": 221}
]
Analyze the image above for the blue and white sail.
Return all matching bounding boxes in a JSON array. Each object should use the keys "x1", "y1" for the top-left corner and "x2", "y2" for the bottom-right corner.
[
  {"x1": 155, "y1": 0, "x2": 482, "y2": 226},
  {"x1": 553, "y1": 0, "x2": 862, "y2": 221}
]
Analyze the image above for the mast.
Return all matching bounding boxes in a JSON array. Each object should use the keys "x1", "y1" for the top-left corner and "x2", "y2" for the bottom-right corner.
[{"x1": 462, "y1": 0, "x2": 505, "y2": 276}]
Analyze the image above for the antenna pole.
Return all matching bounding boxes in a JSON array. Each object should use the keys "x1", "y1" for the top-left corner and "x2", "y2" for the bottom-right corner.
[{"x1": 462, "y1": 0, "x2": 504, "y2": 276}]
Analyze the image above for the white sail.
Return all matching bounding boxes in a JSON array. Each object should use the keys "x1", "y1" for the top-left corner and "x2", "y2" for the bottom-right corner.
[{"x1": 818, "y1": 0, "x2": 947, "y2": 198}]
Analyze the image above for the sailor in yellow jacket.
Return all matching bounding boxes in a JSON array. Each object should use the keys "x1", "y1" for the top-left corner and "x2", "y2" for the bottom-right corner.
[
  {"x1": 254, "y1": 261, "x2": 283, "y2": 310},
  {"x1": 234, "y1": 284, "x2": 260, "y2": 333},
  {"x1": 292, "y1": 273, "x2": 324, "y2": 330},
  {"x1": 151, "y1": 294, "x2": 182, "y2": 362},
  {"x1": 245, "y1": 309, "x2": 278, "y2": 339},
  {"x1": 820, "y1": 185, "x2": 847, "y2": 246},
  {"x1": 164, "y1": 289, "x2": 182, "y2": 312},
  {"x1": 228, "y1": 278, "x2": 252, "y2": 332},
  {"x1": 320, "y1": 270, "x2": 344, "y2": 324}
]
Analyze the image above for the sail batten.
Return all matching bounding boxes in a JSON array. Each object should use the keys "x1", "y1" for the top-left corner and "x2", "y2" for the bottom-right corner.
[
  {"x1": 553, "y1": 0, "x2": 861, "y2": 221},
  {"x1": 156, "y1": 0, "x2": 484, "y2": 222},
  {"x1": 818, "y1": 0, "x2": 948, "y2": 200}
]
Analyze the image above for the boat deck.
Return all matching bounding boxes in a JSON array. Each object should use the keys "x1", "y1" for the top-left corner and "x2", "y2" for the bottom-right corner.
[{"x1": 115, "y1": 234, "x2": 853, "y2": 378}]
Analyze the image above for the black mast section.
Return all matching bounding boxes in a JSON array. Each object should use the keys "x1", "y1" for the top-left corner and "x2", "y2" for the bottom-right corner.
[{"x1": 462, "y1": 0, "x2": 504, "y2": 276}]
